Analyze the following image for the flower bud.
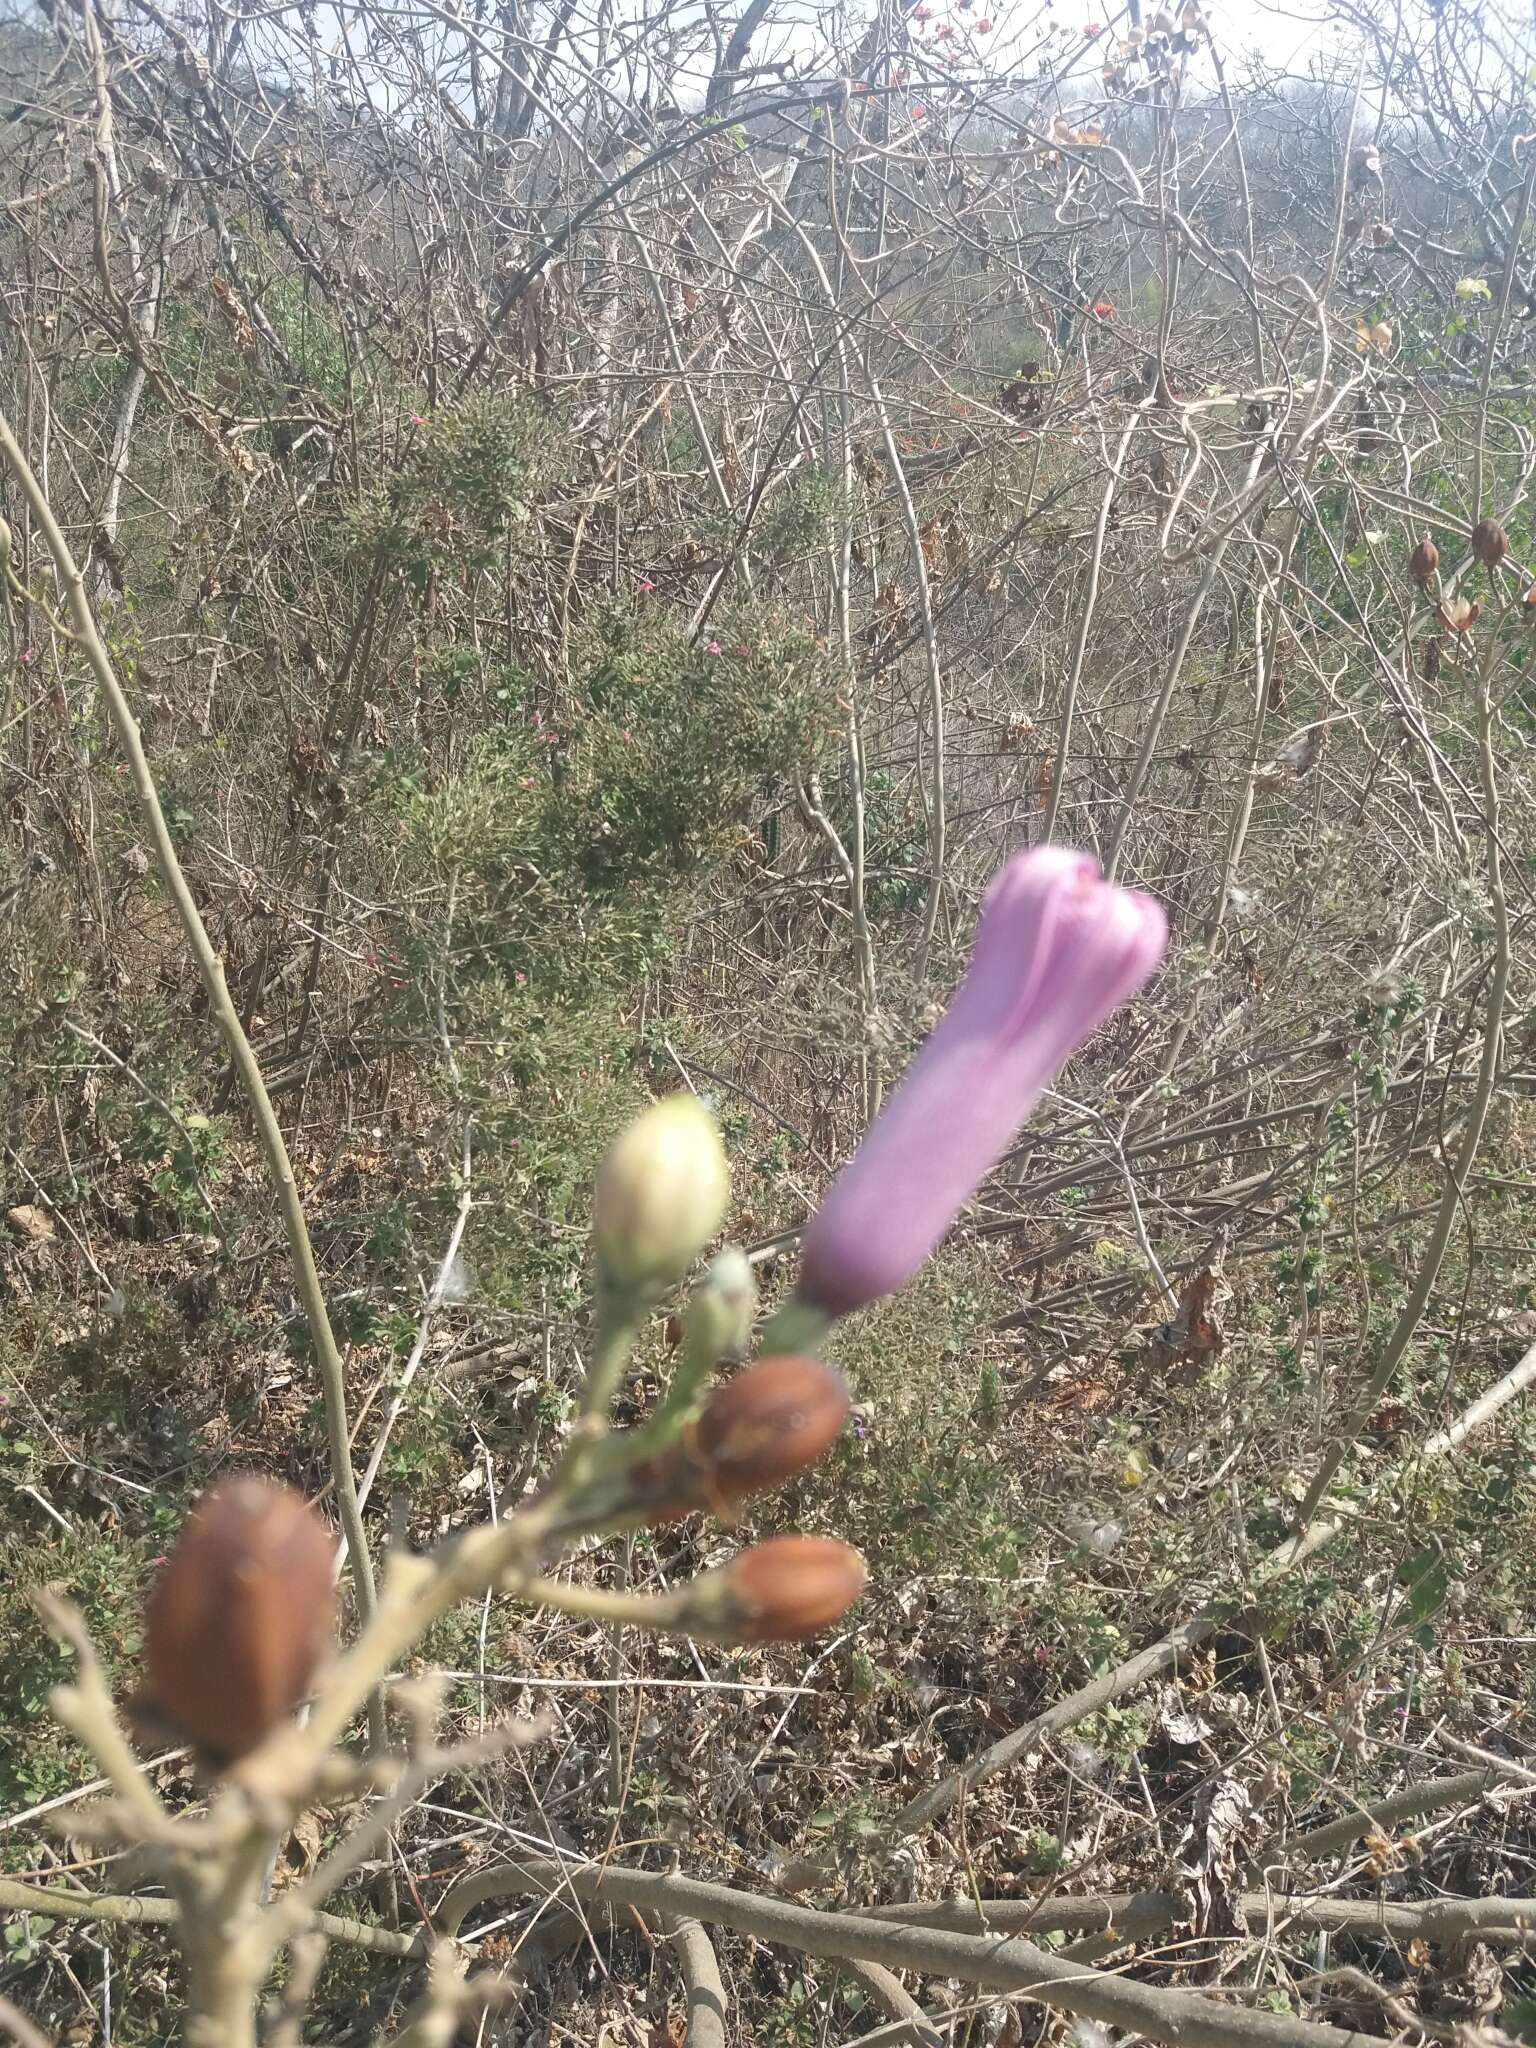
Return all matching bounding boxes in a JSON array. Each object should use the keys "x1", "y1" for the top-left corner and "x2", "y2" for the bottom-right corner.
[
  {"x1": 796, "y1": 849, "x2": 1164, "y2": 1318},
  {"x1": 1471, "y1": 518, "x2": 1508, "y2": 570},
  {"x1": 686, "y1": 1536, "x2": 866, "y2": 1642},
  {"x1": 687, "y1": 1248, "x2": 756, "y2": 1365},
  {"x1": 1408, "y1": 533, "x2": 1438, "y2": 584},
  {"x1": 144, "y1": 1476, "x2": 335, "y2": 1764},
  {"x1": 593, "y1": 1096, "x2": 729, "y2": 1292}
]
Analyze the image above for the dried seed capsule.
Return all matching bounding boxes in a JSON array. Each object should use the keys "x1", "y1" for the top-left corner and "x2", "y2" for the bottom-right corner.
[
  {"x1": 724, "y1": 1537, "x2": 867, "y2": 1640},
  {"x1": 144, "y1": 1477, "x2": 336, "y2": 1763},
  {"x1": 1437, "y1": 596, "x2": 1481, "y2": 634},
  {"x1": 685, "y1": 1536, "x2": 867, "y2": 1642},
  {"x1": 694, "y1": 1356, "x2": 850, "y2": 1503},
  {"x1": 1470, "y1": 518, "x2": 1508, "y2": 570},
  {"x1": 635, "y1": 1356, "x2": 850, "y2": 1523},
  {"x1": 1408, "y1": 534, "x2": 1439, "y2": 584}
]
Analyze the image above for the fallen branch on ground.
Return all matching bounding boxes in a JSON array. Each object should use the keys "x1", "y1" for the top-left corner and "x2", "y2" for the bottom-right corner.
[
  {"x1": 891, "y1": 1337, "x2": 1536, "y2": 1835},
  {"x1": 438, "y1": 1857, "x2": 1375, "y2": 2048}
]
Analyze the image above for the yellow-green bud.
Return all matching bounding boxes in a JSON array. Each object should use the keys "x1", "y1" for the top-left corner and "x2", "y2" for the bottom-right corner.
[
  {"x1": 593, "y1": 1095, "x2": 729, "y2": 1291},
  {"x1": 687, "y1": 1247, "x2": 756, "y2": 1364}
]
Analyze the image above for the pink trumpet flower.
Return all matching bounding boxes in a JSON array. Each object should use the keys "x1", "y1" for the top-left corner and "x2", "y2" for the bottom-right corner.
[{"x1": 796, "y1": 846, "x2": 1166, "y2": 1317}]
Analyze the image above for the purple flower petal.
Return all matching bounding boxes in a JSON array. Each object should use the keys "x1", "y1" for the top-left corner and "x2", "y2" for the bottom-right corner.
[{"x1": 796, "y1": 846, "x2": 1166, "y2": 1317}]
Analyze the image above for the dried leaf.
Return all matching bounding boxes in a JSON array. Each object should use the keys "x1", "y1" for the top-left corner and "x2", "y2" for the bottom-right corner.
[
  {"x1": 6, "y1": 1204, "x2": 54, "y2": 1241},
  {"x1": 1167, "y1": 1775, "x2": 1261, "y2": 1976},
  {"x1": 1157, "y1": 1685, "x2": 1215, "y2": 1747},
  {"x1": 941, "y1": 507, "x2": 970, "y2": 580},
  {"x1": 1049, "y1": 1374, "x2": 1112, "y2": 1412},
  {"x1": 1278, "y1": 724, "x2": 1324, "y2": 775},
  {"x1": 1255, "y1": 725, "x2": 1323, "y2": 791},
  {"x1": 209, "y1": 273, "x2": 259, "y2": 361},
  {"x1": 269, "y1": 1807, "x2": 326, "y2": 1890},
  {"x1": 918, "y1": 516, "x2": 944, "y2": 579},
  {"x1": 1148, "y1": 1267, "x2": 1225, "y2": 1375}
]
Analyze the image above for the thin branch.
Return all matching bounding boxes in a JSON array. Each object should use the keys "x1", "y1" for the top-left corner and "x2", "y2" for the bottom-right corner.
[{"x1": 0, "y1": 405, "x2": 384, "y2": 1755}]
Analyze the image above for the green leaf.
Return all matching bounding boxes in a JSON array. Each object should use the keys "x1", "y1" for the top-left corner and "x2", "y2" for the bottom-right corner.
[{"x1": 1399, "y1": 1543, "x2": 1450, "y2": 1626}]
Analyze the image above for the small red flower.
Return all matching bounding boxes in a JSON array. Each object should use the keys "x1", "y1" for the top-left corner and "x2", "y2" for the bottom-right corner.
[
  {"x1": 911, "y1": 101, "x2": 927, "y2": 117},
  {"x1": 1091, "y1": 299, "x2": 1116, "y2": 318},
  {"x1": 1085, "y1": 19, "x2": 1103, "y2": 32},
  {"x1": 976, "y1": 13, "x2": 993, "y2": 24}
]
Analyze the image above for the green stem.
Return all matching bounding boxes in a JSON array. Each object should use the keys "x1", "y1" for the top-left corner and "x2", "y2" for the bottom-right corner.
[
  {"x1": 578, "y1": 1278, "x2": 646, "y2": 1423},
  {"x1": 758, "y1": 1296, "x2": 832, "y2": 1359}
]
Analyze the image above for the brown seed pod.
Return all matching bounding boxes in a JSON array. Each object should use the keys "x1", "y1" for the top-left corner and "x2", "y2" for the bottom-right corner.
[
  {"x1": 144, "y1": 1476, "x2": 336, "y2": 1763},
  {"x1": 693, "y1": 1357, "x2": 850, "y2": 1504},
  {"x1": 1524, "y1": 584, "x2": 1536, "y2": 615},
  {"x1": 1408, "y1": 534, "x2": 1439, "y2": 584},
  {"x1": 721, "y1": 1536, "x2": 867, "y2": 1642},
  {"x1": 1470, "y1": 518, "x2": 1508, "y2": 570},
  {"x1": 638, "y1": 1357, "x2": 850, "y2": 1524}
]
